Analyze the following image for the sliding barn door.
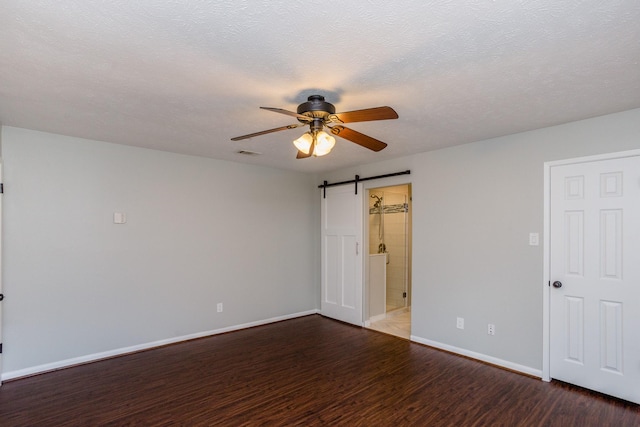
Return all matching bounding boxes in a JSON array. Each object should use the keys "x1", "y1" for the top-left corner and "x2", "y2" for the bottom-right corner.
[
  {"x1": 549, "y1": 154, "x2": 640, "y2": 404},
  {"x1": 321, "y1": 185, "x2": 363, "y2": 326}
]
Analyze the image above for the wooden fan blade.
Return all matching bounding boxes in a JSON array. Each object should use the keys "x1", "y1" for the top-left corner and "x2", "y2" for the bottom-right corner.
[
  {"x1": 260, "y1": 107, "x2": 312, "y2": 122},
  {"x1": 296, "y1": 150, "x2": 311, "y2": 159},
  {"x1": 231, "y1": 123, "x2": 303, "y2": 141},
  {"x1": 295, "y1": 139, "x2": 316, "y2": 159},
  {"x1": 328, "y1": 106, "x2": 398, "y2": 124},
  {"x1": 329, "y1": 125, "x2": 388, "y2": 152}
]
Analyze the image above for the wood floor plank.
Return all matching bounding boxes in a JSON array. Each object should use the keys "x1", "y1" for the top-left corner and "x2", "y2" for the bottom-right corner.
[{"x1": 0, "y1": 315, "x2": 638, "y2": 426}]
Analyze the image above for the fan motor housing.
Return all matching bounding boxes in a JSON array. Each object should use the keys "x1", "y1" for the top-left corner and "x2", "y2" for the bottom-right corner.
[{"x1": 297, "y1": 95, "x2": 335, "y2": 119}]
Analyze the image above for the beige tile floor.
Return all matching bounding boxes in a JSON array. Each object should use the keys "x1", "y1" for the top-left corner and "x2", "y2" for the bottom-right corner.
[{"x1": 367, "y1": 306, "x2": 411, "y2": 339}]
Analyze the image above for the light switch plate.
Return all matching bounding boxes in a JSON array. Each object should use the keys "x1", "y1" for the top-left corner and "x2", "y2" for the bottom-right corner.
[
  {"x1": 114, "y1": 212, "x2": 127, "y2": 224},
  {"x1": 529, "y1": 233, "x2": 539, "y2": 246}
]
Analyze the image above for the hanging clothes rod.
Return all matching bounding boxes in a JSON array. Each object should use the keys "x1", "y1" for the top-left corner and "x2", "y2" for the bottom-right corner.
[{"x1": 319, "y1": 170, "x2": 411, "y2": 197}]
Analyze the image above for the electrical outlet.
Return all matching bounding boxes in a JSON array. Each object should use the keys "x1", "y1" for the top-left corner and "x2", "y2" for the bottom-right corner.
[
  {"x1": 456, "y1": 317, "x2": 464, "y2": 329},
  {"x1": 217, "y1": 303, "x2": 223, "y2": 313},
  {"x1": 488, "y1": 324, "x2": 495, "y2": 335}
]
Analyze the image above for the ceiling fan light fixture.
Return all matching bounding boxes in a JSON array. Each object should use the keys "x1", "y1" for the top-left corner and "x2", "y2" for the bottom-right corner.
[
  {"x1": 293, "y1": 132, "x2": 313, "y2": 154},
  {"x1": 314, "y1": 131, "x2": 336, "y2": 156},
  {"x1": 232, "y1": 95, "x2": 398, "y2": 159}
]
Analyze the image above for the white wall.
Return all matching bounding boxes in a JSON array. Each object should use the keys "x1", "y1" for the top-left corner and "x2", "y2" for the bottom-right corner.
[
  {"x1": 3, "y1": 108, "x2": 639, "y2": 379},
  {"x1": 323, "y1": 108, "x2": 640, "y2": 373},
  {"x1": 1, "y1": 127, "x2": 318, "y2": 377}
]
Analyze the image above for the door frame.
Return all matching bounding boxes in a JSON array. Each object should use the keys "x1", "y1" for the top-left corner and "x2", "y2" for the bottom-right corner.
[
  {"x1": 361, "y1": 176, "x2": 412, "y2": 325},
  {"x1": 542, "y1": 148, "x2": 640, "y2": 382}
]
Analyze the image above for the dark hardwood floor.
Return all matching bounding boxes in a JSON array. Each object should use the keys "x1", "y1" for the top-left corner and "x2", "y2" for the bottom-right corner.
[{"x1": 0, "y1": 315, "x2": 638, "y2": 426}]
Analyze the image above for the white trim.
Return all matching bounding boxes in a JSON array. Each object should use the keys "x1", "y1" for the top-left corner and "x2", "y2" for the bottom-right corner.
[
  {"x1": 411, "y1": 335, "x2": 542, "y2": 379},
  {"x1": 542, "y1": 148, "x2": 640, "y2": 383},
  {"x1": 542, "y1": 160, "x2": 551, "y2": 381},
  {"x1": 545, "y1": 149, "x2": 640, "y2": 168},
  {"x1": 1, "y1": 309, "x2": 319, "y2": 382}
]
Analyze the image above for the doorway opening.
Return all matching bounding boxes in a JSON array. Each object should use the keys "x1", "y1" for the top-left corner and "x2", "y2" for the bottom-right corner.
[{"x1": 365, "y1": 184, "x2": 412, "y2": 339}]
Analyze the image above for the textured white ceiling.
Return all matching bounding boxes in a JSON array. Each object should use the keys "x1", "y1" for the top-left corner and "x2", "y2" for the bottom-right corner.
[{"x1": 1, "y1": 0, "x2": 639, "y2": 173}]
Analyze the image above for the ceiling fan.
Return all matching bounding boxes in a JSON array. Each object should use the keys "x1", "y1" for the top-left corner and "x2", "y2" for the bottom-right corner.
[{"x1": 231, "y1": 95, "x2": 398, "y2": 158}]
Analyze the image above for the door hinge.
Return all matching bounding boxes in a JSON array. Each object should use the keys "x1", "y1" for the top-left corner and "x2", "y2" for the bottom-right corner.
[
  {"x1": 403, "y1": 292, "x2": 407, "y2": 298},
  {"x1": 0, "y1": 183, "x2": 3, "y2": 193},
  {"x1": 0, "y1": 343, "x2": 3, "y2": 354}
]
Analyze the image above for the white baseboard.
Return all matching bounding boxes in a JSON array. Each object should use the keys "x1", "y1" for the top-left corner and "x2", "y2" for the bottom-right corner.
[
  {"x1": 410, "y1": 335, "x2": 542, "y2": 379},
  {"x1": 2, "y1": 309, "x2": 319, "y2": 382}
]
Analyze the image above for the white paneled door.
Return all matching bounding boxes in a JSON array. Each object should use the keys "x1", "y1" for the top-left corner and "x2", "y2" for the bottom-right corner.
[
  {"x1": 321, "y1": 185, "x2": 363, "y2": 326},
  {"x1": 550, "y1": 154, "x2": 640, "y2": 404}
]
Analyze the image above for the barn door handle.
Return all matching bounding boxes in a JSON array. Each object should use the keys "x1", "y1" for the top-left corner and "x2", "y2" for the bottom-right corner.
[{"x1": 552, "y1": 281, "x2": 563, "y2": 288}]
